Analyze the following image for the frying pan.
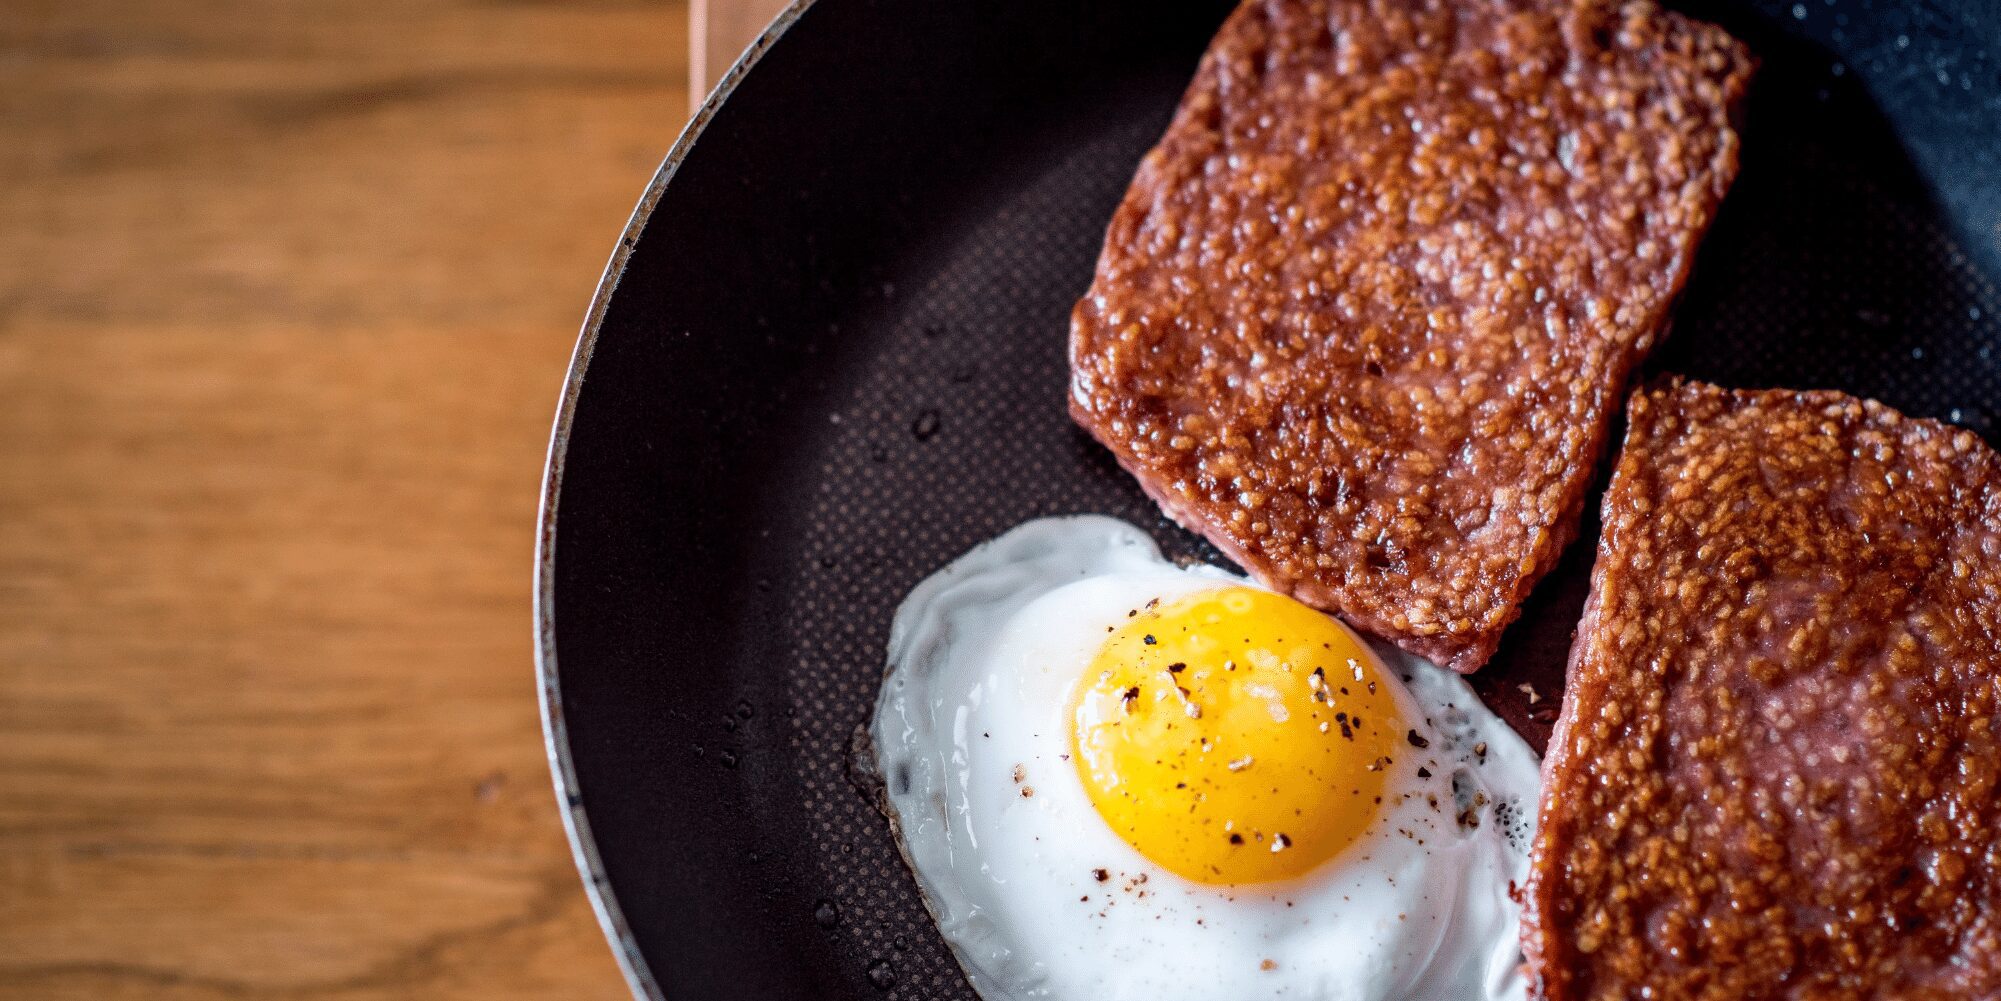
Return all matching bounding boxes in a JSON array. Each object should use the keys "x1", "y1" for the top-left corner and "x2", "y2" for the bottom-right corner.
[{"x1": 534, "y1": 1, "x2": 2001, "y2": 996}]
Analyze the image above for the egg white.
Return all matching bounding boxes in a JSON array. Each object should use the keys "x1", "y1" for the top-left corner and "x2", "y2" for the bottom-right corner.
[{"x1": 872, "y1": 516, "x2": 1539, "y2": 1001}]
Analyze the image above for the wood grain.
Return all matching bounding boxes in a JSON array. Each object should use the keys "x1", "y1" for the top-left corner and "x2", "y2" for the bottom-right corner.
[{"x1": 0, "y1": 1, "x2": 689, "y2": 997}]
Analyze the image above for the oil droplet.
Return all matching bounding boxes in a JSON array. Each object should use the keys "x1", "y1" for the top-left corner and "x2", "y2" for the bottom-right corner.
[
  {"x1": 1948, "y1": 407, "x2": 1997, "y2": 436},
  {"x1": 866, "y1": 959, "x2": 897, "y2": 989},
  {"x1": 813, "y1": 899, "x2": 841, "y2": 929},
  {"x1": 912, "y1": 410, "x2": 942, "y2": 441}
]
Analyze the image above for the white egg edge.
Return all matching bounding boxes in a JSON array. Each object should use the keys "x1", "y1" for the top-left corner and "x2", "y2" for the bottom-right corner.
[
  {"x1": 869, "y1": 515, "x2": 1543, "y2": 1001},
  {"x1": 869, "y1": 517, "x2": 1191, "y2": 1001}
]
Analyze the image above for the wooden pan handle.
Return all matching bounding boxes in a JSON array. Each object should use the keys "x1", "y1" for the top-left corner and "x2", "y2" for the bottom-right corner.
[{"x1": 691, "y1": 0, "x2": 794, "y2": 111}]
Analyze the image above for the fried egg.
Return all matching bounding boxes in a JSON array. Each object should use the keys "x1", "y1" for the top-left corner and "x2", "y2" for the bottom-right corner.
[{"x1": 871, "y1": 516, "x2": 1538, "y2": 1001}]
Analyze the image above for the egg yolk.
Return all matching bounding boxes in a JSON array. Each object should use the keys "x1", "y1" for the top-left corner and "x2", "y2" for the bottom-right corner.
[{"x1": 1070, "y1": 587, "x2": 1403, "y2": 885}]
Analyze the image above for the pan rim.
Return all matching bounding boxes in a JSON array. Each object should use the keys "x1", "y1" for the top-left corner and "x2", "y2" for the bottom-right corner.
[{"x1": 532, "y1": 3, "x2": 819, "y2": 997}]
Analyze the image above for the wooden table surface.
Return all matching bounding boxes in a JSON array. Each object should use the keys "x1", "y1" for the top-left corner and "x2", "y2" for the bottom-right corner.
[{"x1": 0, "y1": 1, "x2": 788, "y2": 996}]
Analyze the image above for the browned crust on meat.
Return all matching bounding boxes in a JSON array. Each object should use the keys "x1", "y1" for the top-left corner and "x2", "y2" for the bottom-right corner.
[
  {"x1": 1068, "y1": 0, "x2": 1753, "y2": 672},
  {"x1": 1523, "y1": 379, "x2": 2001, "y2": 1000}
]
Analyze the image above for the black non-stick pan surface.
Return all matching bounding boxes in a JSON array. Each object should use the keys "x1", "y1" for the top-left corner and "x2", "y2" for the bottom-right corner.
[{"x1": 535, "y1": 1, "x2": 2001, "y2": 996}]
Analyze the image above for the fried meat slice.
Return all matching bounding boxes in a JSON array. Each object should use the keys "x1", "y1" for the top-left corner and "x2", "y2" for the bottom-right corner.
[
  {"x1": 1068, "y1": 0, "x2": 1753, "y2": 671},
  {"x1": 1523, "y1": 380, "x2": 2001, "y2": 999}
]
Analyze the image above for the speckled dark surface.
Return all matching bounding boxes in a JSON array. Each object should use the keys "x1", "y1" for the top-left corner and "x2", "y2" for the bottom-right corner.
[{"x1": 539, "y1": 1, "x2": 2001, "y2": 997}]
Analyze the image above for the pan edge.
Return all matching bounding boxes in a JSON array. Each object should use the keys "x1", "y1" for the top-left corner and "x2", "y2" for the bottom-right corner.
[{"x1": 531, "y1": 3, "x2": 820, "y2": 997}]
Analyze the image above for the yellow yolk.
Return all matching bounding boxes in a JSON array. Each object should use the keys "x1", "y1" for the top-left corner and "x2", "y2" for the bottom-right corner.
[{"x1": 1070, "y1": 586, "x2": 1403, "y2": 885}]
